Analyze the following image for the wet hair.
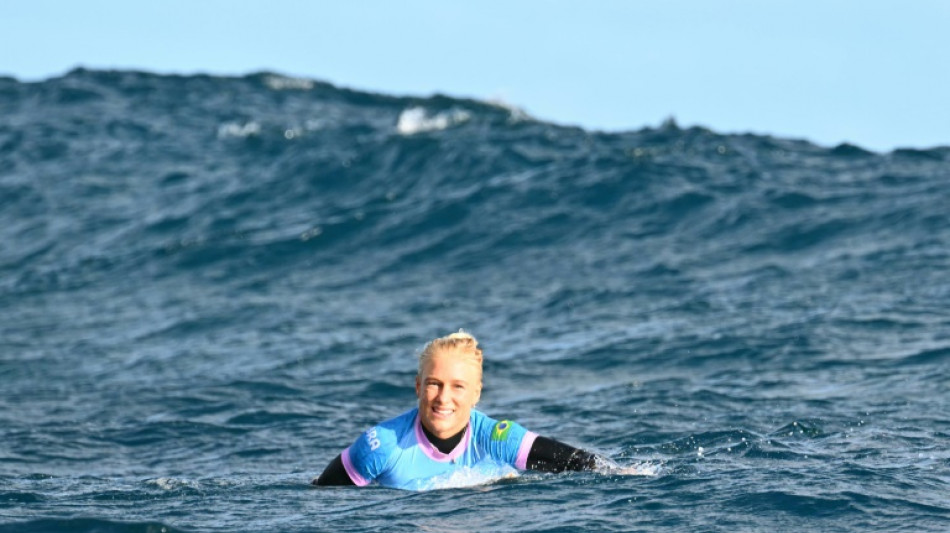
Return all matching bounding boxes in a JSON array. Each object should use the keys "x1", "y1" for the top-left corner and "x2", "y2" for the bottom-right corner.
[{"x1": 417, "y1": 329, "x2": 484, "y2": 381}]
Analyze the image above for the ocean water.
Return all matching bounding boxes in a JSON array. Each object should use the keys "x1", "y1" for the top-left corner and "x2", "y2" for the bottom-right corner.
[{"x1": 1, "y1": 69, "x2": 949, "y2": 532}]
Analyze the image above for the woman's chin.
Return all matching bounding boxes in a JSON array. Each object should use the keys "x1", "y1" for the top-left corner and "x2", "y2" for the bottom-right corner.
[{"x1": 425, "y1": 419, "x2": 463, "y2": 438}]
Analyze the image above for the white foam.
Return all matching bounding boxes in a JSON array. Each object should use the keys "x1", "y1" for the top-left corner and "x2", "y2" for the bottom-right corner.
[
  {"x1": 217, "y1": 121, "x2": 261, "y2": 139},
  {"x1": 150, "y1": 477, "x2": 187, "y2": 490},
  {"x1": 417, "y1": 464, "x2": 519, "y2": 491},
  {"x1": 263, "y1": 75, "x2": 315, "y2": 91},
  {"x1": 619, "y1": 462, "x2": 662, "y2": 476},
  {"x1": 597, "y1": 456, "x2": 662, "y2": 476},
  {"x1": 396, "y1": 107, "x2": 471, "y2": 135},
  {"x1": 486, "y1": 97, "x2": 532, "y2": 123}
]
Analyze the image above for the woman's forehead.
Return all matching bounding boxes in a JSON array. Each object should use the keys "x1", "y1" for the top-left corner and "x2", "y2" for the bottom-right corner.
[{"x1": 422, "y1": 350, "x2": 481, "y2": 375}]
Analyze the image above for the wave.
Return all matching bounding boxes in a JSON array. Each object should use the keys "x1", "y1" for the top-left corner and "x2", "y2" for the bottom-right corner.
[
  {"x1": 0, "y1": 519, "x2": 188, "y2": 533},
  {"x1": 3, "y1": 67, "x2": 949, "y2": 533},
  {"x1": 4, "y1": 71, "x2": 948, "y2": 305}
]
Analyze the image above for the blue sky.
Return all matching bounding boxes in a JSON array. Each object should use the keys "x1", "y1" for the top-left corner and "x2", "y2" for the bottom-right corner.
[{"x1": 3, "y1": 1, "x2": 948, "y2": 152}]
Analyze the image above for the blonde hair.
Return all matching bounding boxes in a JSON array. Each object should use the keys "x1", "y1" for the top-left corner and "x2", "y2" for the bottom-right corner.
[{"x1": 418, "y1": 329, "x2": 484, "y2": 380}]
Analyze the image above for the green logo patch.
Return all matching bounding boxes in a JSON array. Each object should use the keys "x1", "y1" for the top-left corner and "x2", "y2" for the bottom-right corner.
[{"x1": 492, "y1": 420, "x2": 514, "y2": 441}]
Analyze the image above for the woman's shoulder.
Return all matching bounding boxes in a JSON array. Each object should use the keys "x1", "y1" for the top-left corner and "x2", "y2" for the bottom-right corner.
[{"x1": 469, "y1": 409, "x2": 521, "y2": 433}]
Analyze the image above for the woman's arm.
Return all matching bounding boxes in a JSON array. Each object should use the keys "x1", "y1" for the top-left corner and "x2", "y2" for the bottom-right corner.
[
  {"x1": 525, "y1": 436, "x2": 600, "y2": 473},
  {"x1": 312, "y1": 454, "x2": 355, "y2": 486}
]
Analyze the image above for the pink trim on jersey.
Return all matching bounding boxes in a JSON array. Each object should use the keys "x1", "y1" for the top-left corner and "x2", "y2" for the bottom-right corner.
[
  {"x1": 414, "y1": 414, "x2": 471, "y2": 462},
  {"x1": 341, "y1": 446, "x2": 370, "y2": 486},
  {"x1": 515, "y1": 431, "x2": 538, "y2": 470}
]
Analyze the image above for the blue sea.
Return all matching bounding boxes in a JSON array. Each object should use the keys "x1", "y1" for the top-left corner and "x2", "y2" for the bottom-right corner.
[{"x1": 2, "y1": 69, "x2": 949, "y2": 532}]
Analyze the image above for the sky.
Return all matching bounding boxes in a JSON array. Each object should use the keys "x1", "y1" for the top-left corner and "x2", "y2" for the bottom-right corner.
[{"x1": 2, "y1": 0, "x2": 948, "y2": 152}]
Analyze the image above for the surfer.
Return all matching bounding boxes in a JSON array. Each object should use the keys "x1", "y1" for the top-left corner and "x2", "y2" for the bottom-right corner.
[{"x1": 313, "y1": 330, "x2": 613, "y2": 490}]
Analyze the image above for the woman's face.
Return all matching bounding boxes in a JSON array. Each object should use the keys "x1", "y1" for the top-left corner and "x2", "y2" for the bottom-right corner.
[{"x1": 415, "y1": 349, "x2": 482, "y2": 439}]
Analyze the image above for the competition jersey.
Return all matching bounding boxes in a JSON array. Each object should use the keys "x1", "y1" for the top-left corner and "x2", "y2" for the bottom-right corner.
[{"x1": 341, "y1": 408, "x2": 537, "y2": 490}]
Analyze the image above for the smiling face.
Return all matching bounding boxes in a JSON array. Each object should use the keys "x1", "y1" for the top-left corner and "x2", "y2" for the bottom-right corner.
[{"x1": 415, "y1": 347, "x2": 482, "y2": 439}]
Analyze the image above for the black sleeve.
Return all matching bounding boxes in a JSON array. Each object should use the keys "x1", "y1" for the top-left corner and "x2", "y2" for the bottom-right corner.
[
  {"x1": 312, "y1": 454, "x2": 355, "y2": 486},
  {"x1": 526, "y1": 435, "x2": 600, "y2": 473}
]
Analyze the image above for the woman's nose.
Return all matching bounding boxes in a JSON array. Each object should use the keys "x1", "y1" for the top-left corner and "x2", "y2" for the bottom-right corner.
[{"x1": 436, "y1": 385, "x2": 451, "y2": 402}]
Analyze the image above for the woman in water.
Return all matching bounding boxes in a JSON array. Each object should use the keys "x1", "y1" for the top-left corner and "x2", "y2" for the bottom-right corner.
[{"x1": 314, "y1": 330, "x2": 613, "y2": 490}]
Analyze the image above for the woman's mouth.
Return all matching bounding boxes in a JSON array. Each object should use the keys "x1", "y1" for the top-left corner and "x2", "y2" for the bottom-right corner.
[{"x1": 431, "y1": 407, "x2": 454, "y2": 418}]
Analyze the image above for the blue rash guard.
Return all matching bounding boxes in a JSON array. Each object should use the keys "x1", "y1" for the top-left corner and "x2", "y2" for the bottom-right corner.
[{"x1": 341, "y1": 407, "x2": 538, "y2": 490}]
